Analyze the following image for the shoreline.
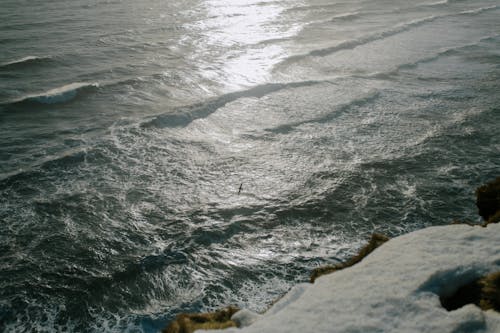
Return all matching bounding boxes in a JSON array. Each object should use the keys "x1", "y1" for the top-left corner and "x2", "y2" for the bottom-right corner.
[{"x1": 163, "y1": 177, "x2": 500, "y2": 333}]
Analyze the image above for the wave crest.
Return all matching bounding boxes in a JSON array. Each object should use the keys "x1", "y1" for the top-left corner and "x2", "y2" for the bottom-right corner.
[
  {"x1": 330, "y1": 11, "x2": 360, "y2": 21},
  {"x1": 7, "y1": 82, "x2": 100, "y2": 106},
  {"x1": 0, "y1": 55, "x2": 52, "y2": 69},
  {"x1": 275, "y1": 5, "x2": 499, "y2": 68},
  {"x1": 141, "y1": 80, "x2": 324, "y2": 129}
]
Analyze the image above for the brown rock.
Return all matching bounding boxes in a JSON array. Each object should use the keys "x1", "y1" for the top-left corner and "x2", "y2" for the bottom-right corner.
[
  {"x1": 479, "y1": 271, "x2": 500, "y2": 311},
  {"x1": 310, "y1": 233, "x2": 389, "y2": 283},
  {"x1": 440, "y1": 271, "x2": 500, "y2": 312},
  {"x1": 163, "y1": 306, "x2": 240, "y2": 333},
  {"x1": 486, "y1": 210, "x2": 500, "y2": 226},
  {"x1": 476, "y1": 177, "x2": 500, "y2": 222}
]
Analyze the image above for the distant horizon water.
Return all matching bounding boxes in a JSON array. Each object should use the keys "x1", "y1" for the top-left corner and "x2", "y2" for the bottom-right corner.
[{"x1": 1, "y1": 0, "x2": 499, "y2": 331}]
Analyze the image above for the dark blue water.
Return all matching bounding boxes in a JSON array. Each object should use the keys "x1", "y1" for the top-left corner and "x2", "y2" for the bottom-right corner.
[{"x1": 1, "y1": 0, "x2": 499, "y2": 331}]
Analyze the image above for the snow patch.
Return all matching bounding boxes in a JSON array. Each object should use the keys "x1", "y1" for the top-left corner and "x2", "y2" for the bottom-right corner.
[{"x1": 204, "y1": 223, "x2": 500, "y2": 333}]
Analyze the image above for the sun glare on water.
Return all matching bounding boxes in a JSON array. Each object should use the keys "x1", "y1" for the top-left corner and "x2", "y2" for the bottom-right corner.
[{"x1": 191, "y1": 0, "x2": 296, "y2": 89}]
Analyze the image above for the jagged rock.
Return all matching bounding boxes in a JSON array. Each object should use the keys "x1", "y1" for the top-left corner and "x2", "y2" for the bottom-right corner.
[
  {"x1": 480, "y1": 271, "x2": 500, "y2": 311},
  {"x1": 162, "y1": 306, "x2": 240, "y2": 333},
  {"x1": 310, "y1": 233, "x2": 389, "y2": 283},
  {"x1": 487, "y1": 210, "x2": 500, "y2": 225},
  {"x1": 476, "y1": 177, "x2": 500, "y2": 222},
  {"x1": 205, "y1": 223, "x2": 500, "y2": 333},
  {"x1": 440, "y1": 271, "x2": 500, "y2": 312}
]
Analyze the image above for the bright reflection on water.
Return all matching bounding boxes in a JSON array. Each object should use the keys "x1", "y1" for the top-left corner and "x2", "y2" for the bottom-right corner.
[
  {"x1": 191, "y1": 0, "x2": 299, "y2": 89},
  {"x1": 2, "y1": 0, "x2": 499, "y2": 331}
]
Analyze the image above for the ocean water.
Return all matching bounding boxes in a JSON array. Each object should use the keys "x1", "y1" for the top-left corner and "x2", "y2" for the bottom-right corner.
[{"x1": 0, "y1": 0, "x2": 499, "y2": 331}]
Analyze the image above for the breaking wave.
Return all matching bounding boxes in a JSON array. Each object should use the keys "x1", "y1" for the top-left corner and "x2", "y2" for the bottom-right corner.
[
  {"x1": 264, "y1": 90, "x2": 381, "y2": 134},
  {"x1": 141, "y1": 80, "x2": 326, "y2": 129},
  {"x1": 330, "y1": 11, "x2": 361, "y2": 21},
  {"x1": 0, "y1": 55, "x2": 52, "y2": 69},
  {"x1": 275, "y1": 5, "x2": 499, "y2": 67},
  {"x1": 6, "y1": 82, "x2": 100, "y2": 106},
  {"x1": 420, "y1": 0, "x2": 449, "y2": 7},
  {"x1": 459, "y1": 4, "x2": 498, "y2": 15},
  {"x1": 2, "y1": 0, "x2": 499, "y2": 332},
  {"x1": 363, "y1": 34, "x2": 500, "y2": 79},
  {"x1": 285, "y1": 3, "x2": 345, "y2": 14}
]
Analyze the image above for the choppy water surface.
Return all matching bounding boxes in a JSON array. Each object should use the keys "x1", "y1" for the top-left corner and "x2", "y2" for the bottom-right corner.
[{"x1": 1, "y1": 0, "x2": 499, "y2": 331}]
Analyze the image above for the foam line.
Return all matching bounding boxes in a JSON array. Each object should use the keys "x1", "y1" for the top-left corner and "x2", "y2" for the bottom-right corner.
[
  {"x1": 0, "y1": 55, "x2": 52, "y2": 69},
  {"x1": 275, "y1": 5, "x2": 499, "y2": 67},
  {"x1": 6, "y1": 82, "x2": 99, "y2": 106},
  {"x1": 141, "y1": 80, "x2": 328, "y2": 129}
]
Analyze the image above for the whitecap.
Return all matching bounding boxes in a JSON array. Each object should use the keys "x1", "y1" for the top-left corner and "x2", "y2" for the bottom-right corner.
[
  {"x1": 13, "y1": 82, "x2": 100, "y2": 105},
  {"x1": 0, "y1": 55, "x2": 52, "y2": 68}
]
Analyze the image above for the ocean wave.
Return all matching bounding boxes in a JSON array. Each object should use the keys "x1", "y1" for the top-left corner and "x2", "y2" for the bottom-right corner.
[
  {"x1": 459, "y1": 4, "x2": 498, "y2": 15},
  {"x1": 330, "y1": 11, "x2": 360, "y2": 21},
  {"x1": 285, "y1": 3, "x2": 342, "y2": 14},
  {"x1": 420, "y1": 0, "x2": 449, "y2": 7},
  {"x1": 419, "y1": 0, "x2": 490, "y2": 7},
  {"x1": 0, "y1": 296, "x2": 151, "y2": 333},
  {"x1": 308, "y1": 11, "x2": 362, "y2": 26},
  {"x1": 0, "y1": 72, "x2": 175, "y2": 110},
  {"x1": 141, "y1": 80, "x2": 325, "y2": 129},
  {"x1": 362, "y1": 34, "x2": 500, "y2": 80},
  {"x1": 113, "y1": 248, "x2": 189, "y2": 282},
  {"x1": 276, "y1": 15, "x2": 444, "y2": 66},
  {"x1": 275, "y1": 5, "x2": 499, "y2": 68},
  {"x1": 6, "y1": 82, "x2": 100, "y2": 106},
  {"x1": 0, "y1": 17, "x2": 80, "y2": 31},
  {"x1": 300, "y1": 11, "x2": 362, "y2": 29},
  {"x1": 0, "y1": 55, "x2": 52, "y2": 69},
  {"x1": 0, "y1": 149, "x2": 88, "y2": 185},
  {"x1": 255, "y1": 36, "x2": 293, "y2": 47},
  {"x1": 264, "y1": 90, "x2": 381, "y2": 134},
  {"x1": 1, "y1": 301, "x2": 78, "y2": 333}
]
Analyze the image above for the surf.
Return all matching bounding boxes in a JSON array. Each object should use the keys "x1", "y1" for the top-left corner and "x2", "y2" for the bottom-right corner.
[
  {"x1": 0, "y1": 55, "x2": 52, "y2": 69},
  {"x1": 6, "y1": 82, "x2": 100, "y2": 106},
  {"x1": 274, "y1": 5, "x2": 499, "y2": 70},
  {"x1": 141, "y1": 80, "x2": 325, "y2": 129}
]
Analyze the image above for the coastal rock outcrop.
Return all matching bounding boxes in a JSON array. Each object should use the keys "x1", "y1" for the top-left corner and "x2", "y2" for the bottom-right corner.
[
  {"x1": 476, "y1": 177, "x2": 500, "y2": 224},
  {"x1": 203, "y1": 223, "x2": 500, "y2": 333},
  {"x1": 441, "y1": 271, "x2": 500, "y2": 312},
  {"x1": 162, "y1": 178, "x2": 500, "y2": 333},
  {"x1": 162, "y1": 306, "x2": 239, "y2": 333},
  {"x1": 309, "y1": 233, "x2": 389, "y2": 283}
]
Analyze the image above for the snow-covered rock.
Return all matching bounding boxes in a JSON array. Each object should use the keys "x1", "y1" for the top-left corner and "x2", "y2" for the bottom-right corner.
[{"x1": 203, "y1": 223, "x2": 500, "y2": 333}]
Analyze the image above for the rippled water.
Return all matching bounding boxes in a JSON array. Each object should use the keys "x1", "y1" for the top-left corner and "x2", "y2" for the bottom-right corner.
[{"x1": 1, "y1": 0, "x2": 499, "y2": 331}]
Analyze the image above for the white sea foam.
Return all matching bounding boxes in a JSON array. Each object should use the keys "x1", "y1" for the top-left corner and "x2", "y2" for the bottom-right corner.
[
  {"x1": 421, "y1": 0, "x2": 449, "y2": 7},
  {"x1": 206, "y1": 223, "x2": 500, "y2": 333},
  {"x1": 330, "y1": 11, "x2": 360, "y2": 21},
  {"x1": 459, "y1": 5, "x2": 498, "y2": 15},
  {"x1": 276, "y1": 4, "x2": 499, "y2": 68},
  {"x1": 0, "y1": 55, "x2": 51, "y2": 68},
  {"x1": 2, "y1": 0, "x2": 499, "y2": 332},
  {"x1": 14, "y1": 82, "x2": 100, "y2": 105}
]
